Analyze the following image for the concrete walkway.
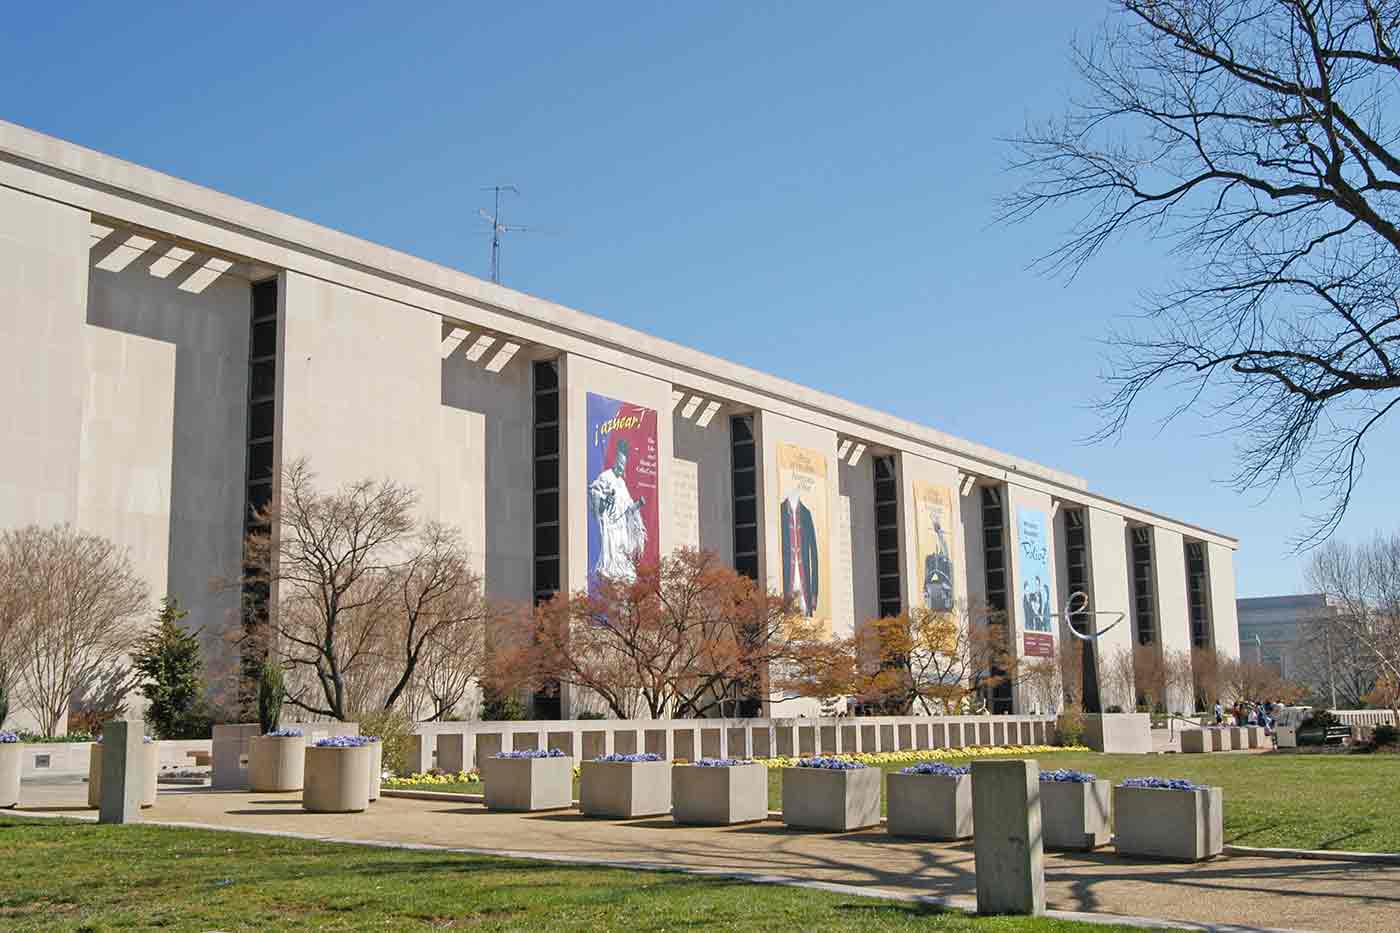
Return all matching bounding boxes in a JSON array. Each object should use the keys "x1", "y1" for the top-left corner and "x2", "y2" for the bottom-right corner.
[{"x1": 16, "y1": 781, "x2": 1399, "y2": 933}]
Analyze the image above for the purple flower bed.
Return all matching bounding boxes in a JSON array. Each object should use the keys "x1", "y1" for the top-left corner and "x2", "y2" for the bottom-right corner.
[
  {"x1": 1041, "y1": 768, "x2": 1097, "y2": 783},
  {"x1": 795, "y1": 756, "x2": 866, "y2": 770},
  {"x1": 595, "y1": 752, "x2": 663, "y2": 763},
  {"x1": 495, "y1": 748, "x2": 566, "y2": 759},
  {"x1": 899, "y1": 761, "x2": 970, "y2": 777},
  {"x1": 694, "y1": 757, "x2": 754, "y2": 767},
  {"x1": 1120, "y1": 777, "x2": 1207, "y2": 791},
  {"x1": 0, "y1": 731, "x2": 18, "y2": 744},
  {"x1": 314, "y1": 735, "x2": 375, "y2": 748},
  {"x1": 264, "y1": 728, "x2": 304, "y2": 738}
]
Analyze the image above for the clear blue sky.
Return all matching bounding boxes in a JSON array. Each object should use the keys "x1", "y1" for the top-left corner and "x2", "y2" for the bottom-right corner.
[{"x1": 4, "y1": 2, "x2": 1395, "y2": 597}]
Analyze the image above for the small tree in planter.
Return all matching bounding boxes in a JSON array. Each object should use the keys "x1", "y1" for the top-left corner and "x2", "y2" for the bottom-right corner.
[
  {"x1": 886, "y1": 761, "x2": 972, "y2": 840},
  {"x1": 1114, "y1": 777, "x2": 1223, "y2": 861},
  {"x1": 1039, "y1": 769, "x2": 1110, "y2": 850},
  {"x1": 782, "y1": 757, "x2": 881, "y2": 832},
  {"x1": 580, "y1": 753, "x2": 671, "y2": 819},
  {"x1": 482, "y1": 748, "x2": 573, "y2": 812},
  {"x1": 672, "y1": 758, "x2": 767, "y2": 826}
]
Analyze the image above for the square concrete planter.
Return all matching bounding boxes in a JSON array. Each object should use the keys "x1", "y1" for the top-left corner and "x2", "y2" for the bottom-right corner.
[
  {"x1": 1179, "y1": 730, "x2": 1209, "y2": 754},
  {"x1": 1207, "y1": 728, "x2": 1227, "y2": 752},
  {"x1": 1040, "y1": 779, "x2": 1111, "y2": 850},
  {"x1": 88, "y1": 742, "x2": 159, "y2": 808},
  {"x1": 367, "y1": 739, "x2": 382, "y2": 802},
  {"x1": 672, "y1": 762, "x2": 768, "y2": 825},
  {"x1": 580, "y1": 759, "x2": 672, "y2": 818},
  {"x1": 1226, "y1": 727, "x2": 1245, "y2": 750},
  {"x1": 303, "y1": 744, "x2": 372, "y2": 813},
  {"x1": 1246, "y1": 726, "x2": 1266, "y2": 748},
  {"x1": 482, "y1": 755, "x2": 575, "y2": 812},
  {"x1": 247, "y1": 735, "x2": 305, "y2": 792},
  {"x1": 0, "y1": 742, "x2": 20, "y2": 808},
  {"x1": 886, "y1": 772, "x2": 972, "y2": 840},
  {"x1": 1114, "y1": 784, "x2": 1223, "y2": 861},
  {"x1": 782, "y1": 766, "x2": 881, "y2": 832}
]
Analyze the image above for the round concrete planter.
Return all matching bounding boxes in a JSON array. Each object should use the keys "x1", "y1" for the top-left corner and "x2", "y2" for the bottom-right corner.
[
  {"x1": 367, "y1": 739, "x2": 382, "y2": 802},
  {"x1": 302, "y1": 745, "x2": 372, "y2": 813},
  {"x1": 87, "y1": 742, "x2": 159, "y2": 808},
  {"x1": 247, "y1": 735, "x2": 305, "y2": 792},
  {"x1": 886, "y1": 772, "x2": 972, "y2": 840},
  {"x1": 0, "y1": 743, "x2": 21, "y2": 808}
]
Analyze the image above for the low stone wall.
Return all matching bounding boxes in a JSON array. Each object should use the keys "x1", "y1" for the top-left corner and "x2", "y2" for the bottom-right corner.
[
  {"x1": 19, "y1": 739, "x2": 212, "y2": 780},
  {"x1": 408, "y1": 714, "x2": 1057, "y2": 774},
  {"x1": 1330, "y1": 709, "x2": 1396, "y2": 727}
]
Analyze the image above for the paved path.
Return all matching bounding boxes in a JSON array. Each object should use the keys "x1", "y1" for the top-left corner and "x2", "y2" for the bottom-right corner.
[{"x1": 16, "y1": 781, "x2": 1399, "y2": 932}]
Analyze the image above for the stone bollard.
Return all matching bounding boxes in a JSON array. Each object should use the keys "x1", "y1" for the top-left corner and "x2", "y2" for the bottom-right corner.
[
  {"x1": 971, "y1": 758, "x2": 1045, "y2": 916},
  {"x1": 98, "y1": 721, "x2": 143, "y2": 824}
]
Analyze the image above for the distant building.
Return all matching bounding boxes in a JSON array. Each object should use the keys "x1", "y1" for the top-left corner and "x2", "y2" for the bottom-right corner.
[{"x1": 1236, "y1": 594, "x2": 1339, "y2": 681}]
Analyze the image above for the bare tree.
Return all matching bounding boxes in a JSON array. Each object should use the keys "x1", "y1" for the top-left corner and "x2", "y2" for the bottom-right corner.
[
  {"x1": 1, "y1": 525, "x2": 148, "y2": 735},
  {"x1": 1005, "y1": 0, "x2": 1400, "y2": 543},
  {"x1": 1102, "y1": 647, "x2": 1140, "y2": 712},
  {"x1": 1307, "y1": 531, "x2": 1400, "y2": 722},
  {"x1": 244, "y1": 459, "x2": 491, "y2": 721},
  {"x1": 1293, "y1": 615, "x2": 1377, "y2": 706},
  {"x1": 1163, "y1": 649, "x2": 1198, "y2": 716}
]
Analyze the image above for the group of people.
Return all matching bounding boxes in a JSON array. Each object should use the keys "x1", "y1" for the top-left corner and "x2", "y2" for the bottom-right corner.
[{"x1": 1212, "y1": 699, "x2": 1280, "y2": 731}]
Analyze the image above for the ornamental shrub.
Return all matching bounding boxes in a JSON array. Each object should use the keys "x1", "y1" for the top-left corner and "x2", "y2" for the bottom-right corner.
[
  {"x1": 595, "y1": 752, "x2": 662, "y2": 763},
  {"x1": 314, "y1": 735, "x2": 375, "y2": 748},
  {"x1": 355, "y1": 706, "x2": 414, "y2": 776},
  {"x1": 694, "y1": 758, "x2": 753, "y2": 767},
  {"x1": 1375, "y1": 724, "x2": 1398, "y2": 747},
  {"x1": 1041, "y1": 768, "x2": 1097, "y2": 783},
  {"x1": 795, "y1": 756, "x2": 866, "y2": 770},
  {"x1": 495, "y1": 748, "x2": 566, "y2": 759},
  {"x1": 1056, "y1": 706, "x2": 1086, "y2": 747},
  {"x1": 1120, "y1": 776, "x2": 1206, "y2": 791},
  {"x1": 256, "y1": 661, "x2": 284, "y2": 736},
  {"x1": 899, "y1": 762, "x2": 969, "y2": 777},
  {"x1": 133, "y1": 597, "x2": 210, "y2": 739}
]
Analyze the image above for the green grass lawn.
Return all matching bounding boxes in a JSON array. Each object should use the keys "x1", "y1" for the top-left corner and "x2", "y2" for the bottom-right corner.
[
  {"x1": 0, "y1": 816, "x2": 1166, "y2": 932},
  {"x1": 388, "y1": 751, "x2": 1400, "y2": 853}
]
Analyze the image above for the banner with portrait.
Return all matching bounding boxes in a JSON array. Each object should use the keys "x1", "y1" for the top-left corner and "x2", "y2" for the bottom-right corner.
[
  {"x1": 1017, "y1": 506, "x2": 1053, "y2": 635},
  {"x1": 912, "y1": 480, "x2": 955, "y2": 614},
  {"x1": 586, "y1": 392, "x2": 659, "y2": 587},
  {"x1": 775, "y1": 443, "x2": 831, "y2": 632}
]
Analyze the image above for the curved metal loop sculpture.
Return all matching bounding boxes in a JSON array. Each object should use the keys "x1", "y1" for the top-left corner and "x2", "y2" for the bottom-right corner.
[{"x1": 1053, "y1": 590, "x2": 1126, "y2": 642}]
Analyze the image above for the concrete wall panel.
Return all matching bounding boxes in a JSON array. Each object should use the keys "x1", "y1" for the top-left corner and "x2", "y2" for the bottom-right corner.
[
  {"x1": 0, "y1": 187, "x2": 89, "y2": 527},
  {"x1": 1207, "y1": 542, "x2": 1241, "y2": 661},
  {"x1": 1086, "y1": 508, "x2": 1134, "y2": 710}
]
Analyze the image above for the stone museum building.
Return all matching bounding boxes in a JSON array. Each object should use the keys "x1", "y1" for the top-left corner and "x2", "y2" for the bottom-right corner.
[{"x1": 0, "y1": 119, "x2": 1240, "y2": 720}]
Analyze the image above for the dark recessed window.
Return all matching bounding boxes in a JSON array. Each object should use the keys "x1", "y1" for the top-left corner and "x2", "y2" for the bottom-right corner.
[
  {"x1": 248, "y1": 400, "x2": 275, "y2": 441},
  {"x1": 250, "y1": 360, "x2": 276, "y2": 400},
  {"x1": 251, "y1": 319, "x2": 277, "y2": 358}
]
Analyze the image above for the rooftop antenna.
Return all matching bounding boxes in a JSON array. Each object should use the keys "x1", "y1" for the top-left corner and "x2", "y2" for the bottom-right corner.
[{"x1": 479, "y1": 184, "x2": 544, "y2": 285}]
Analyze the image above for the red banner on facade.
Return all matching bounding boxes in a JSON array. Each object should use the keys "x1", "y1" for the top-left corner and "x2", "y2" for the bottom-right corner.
[{"x1": 1023, "y1": 633, "x2": 1055, "y2": 658}]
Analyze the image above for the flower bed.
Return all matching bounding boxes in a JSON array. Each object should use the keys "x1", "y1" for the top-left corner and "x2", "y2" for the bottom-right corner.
[
  {"x1": 483, "y1": 749, "x2": 573, "y2": 811},
  {"x1": 783, "y1": 760, "x2": 880, "y2": 832},
  {"x1": 580, "y1": 755, "x2": 671, "y2": 818},
  {"x1": 0, "y1": 732, "x2": 19, "y2": 808},
  {"x1": 1114, "y1": 777, "x2": 1222, "y2": 860},
  {"x1": 1039, "y1": 769, "x2": 1110, "y2": 850},
  {"x1": 673, "y1": 759, "x2": 766, "y2": 825},
  {"x1": 384, "y1": 768, "x2": 481, "y2": 789},
  {"x1": 303, "y1": 740, "x2": 373, "y2": 813},
  {"x1": 759, "y1": 744, "x2": 1084, "y2": 769},
  {"x1": 887, "y1": 762, "x2": 972, "y2": 840}
]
